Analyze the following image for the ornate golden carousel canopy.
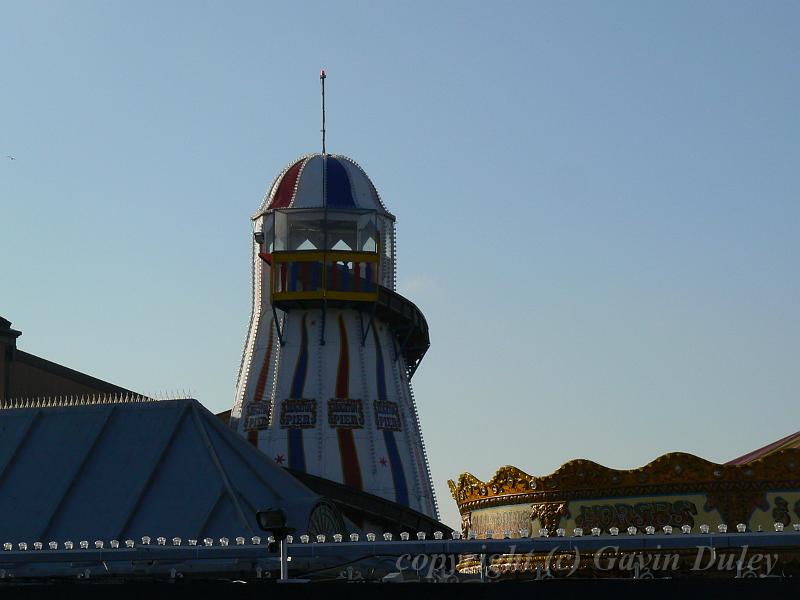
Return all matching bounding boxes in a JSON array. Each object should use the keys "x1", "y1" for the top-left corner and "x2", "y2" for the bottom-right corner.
[{"x1": 448, "y1": 449, "x2": 800, "y2": 538}]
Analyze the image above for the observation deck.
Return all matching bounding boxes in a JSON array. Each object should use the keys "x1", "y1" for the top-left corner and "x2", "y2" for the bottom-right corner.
[{"x1": 267, "y1": 250, "x2": 429, "y2": 378}]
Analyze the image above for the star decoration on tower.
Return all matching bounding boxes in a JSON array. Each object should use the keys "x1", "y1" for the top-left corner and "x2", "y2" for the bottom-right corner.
[
  {"x1": 379, "y1": 457, "x2": 387, "y2": 467},
  {"x1": 274, "y1": 454, "x2": 285, "y2": 464}
]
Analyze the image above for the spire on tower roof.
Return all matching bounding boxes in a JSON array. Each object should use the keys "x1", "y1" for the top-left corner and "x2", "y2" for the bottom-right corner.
[{"x1": 320, "y1": 69, "x2": 327, "y2": 155}]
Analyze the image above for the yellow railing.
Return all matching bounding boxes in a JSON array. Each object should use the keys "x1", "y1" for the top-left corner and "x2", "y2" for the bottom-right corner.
[{"x1": 270, "y1": 251, "x2": 380, "y2": 303}]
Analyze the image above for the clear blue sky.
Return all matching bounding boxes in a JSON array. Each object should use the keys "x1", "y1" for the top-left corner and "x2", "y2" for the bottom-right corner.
[{"x1": 2, "y1": 1, "x2": 798, "y2": 528}]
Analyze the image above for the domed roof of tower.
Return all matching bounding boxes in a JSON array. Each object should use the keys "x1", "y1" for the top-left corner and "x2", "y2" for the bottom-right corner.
[{"x1": 255, "y1": 153, "x2": 392, "y2": 218}]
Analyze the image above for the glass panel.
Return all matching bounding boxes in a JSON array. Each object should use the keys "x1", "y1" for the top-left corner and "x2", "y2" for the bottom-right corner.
[
  {"x1": 287, "y1": 210, "x2": 325, "y2": 251},
  {"x1": 378, "y1": 217, "x2": 395, "y2": 289},
  {"x1": 260, "y1": 215, "x2": 274, "y2": 254},
  {"x1": 325, "y1": 214, "x2": 359, "y2": 251},
  {"x1": 357, "y1": 213, "x2": 378, "y2": 252},
  {"x1": 379, "y1": 217, "x2": 393, "y2": 262},
  {"x1": 274, "y1": 209, "x2": 382, "y2": 254},
  {"x1": 274, "y1": 211, "x2": 288, "y2": 251}
]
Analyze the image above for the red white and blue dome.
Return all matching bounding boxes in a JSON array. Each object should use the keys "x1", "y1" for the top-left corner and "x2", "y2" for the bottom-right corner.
[{"x1": 256, "y1": 154, "x2": 391, "y2": 217}]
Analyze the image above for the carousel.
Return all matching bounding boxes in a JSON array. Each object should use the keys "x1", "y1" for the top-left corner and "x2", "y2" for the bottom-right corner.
[{"x1": 448, "y1": 432, "x2": 800, "y2": 577}]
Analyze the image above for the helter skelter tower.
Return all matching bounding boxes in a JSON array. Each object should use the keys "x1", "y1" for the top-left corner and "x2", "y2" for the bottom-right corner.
[{"x1": 231, "y1": 73, "x2": 437, "y2": 518}]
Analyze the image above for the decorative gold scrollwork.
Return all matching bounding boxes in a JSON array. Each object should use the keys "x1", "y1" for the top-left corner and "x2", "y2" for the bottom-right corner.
[
  {"x1": 448, "y1": 450, "x2": 800, "y2": 514},
  {"x1": 460, "y1": 512, "x2": 472, "y2": 538},
  {"x1": 530, "y1": 502, "x2": 569, "y2": 534}
]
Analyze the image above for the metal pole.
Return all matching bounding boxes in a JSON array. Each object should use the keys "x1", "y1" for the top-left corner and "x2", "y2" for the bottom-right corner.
[
  {"x1": 320, "y1": 69, "x2": 326, "y2": 154},
  {"x1": 279, "y1": 538, "x2": 289, "y2": 581}
]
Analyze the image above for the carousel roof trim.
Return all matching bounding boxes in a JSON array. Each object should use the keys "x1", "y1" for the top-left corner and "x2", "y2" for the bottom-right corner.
[{"x1": 448, "y1": 449, "x2": 800, "y2": 509}]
